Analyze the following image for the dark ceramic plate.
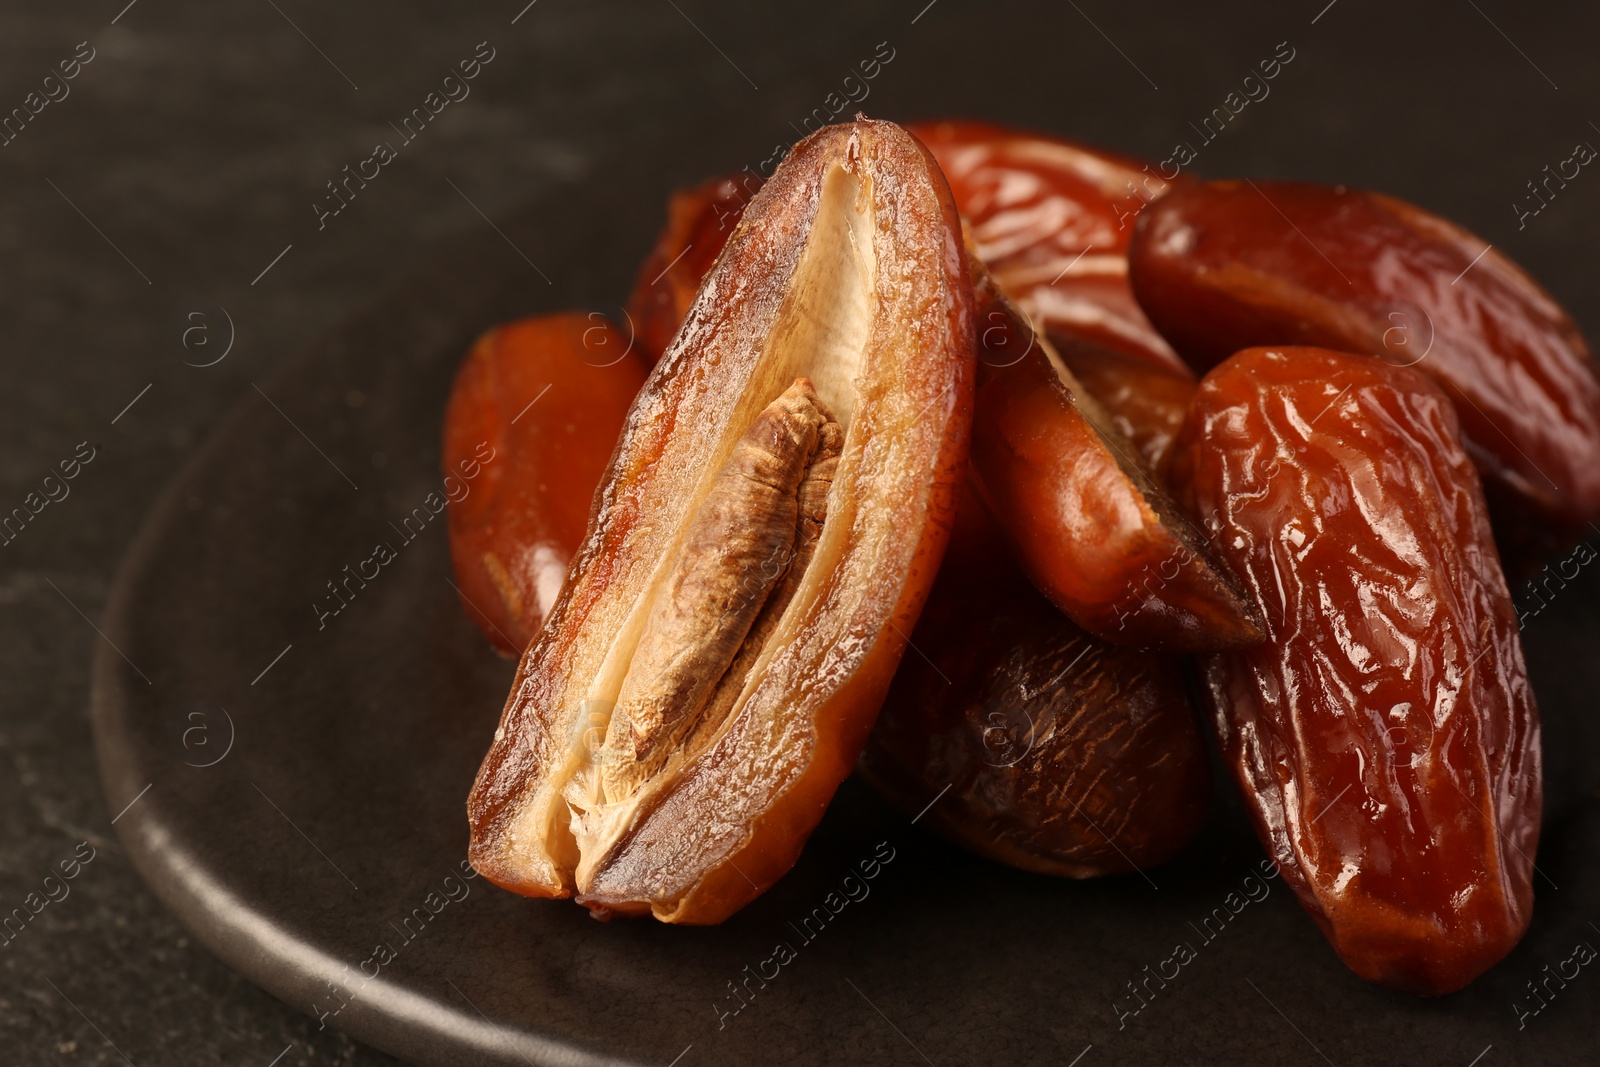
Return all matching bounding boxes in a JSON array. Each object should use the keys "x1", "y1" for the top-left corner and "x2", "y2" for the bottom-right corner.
[{"x1": 92, "y1": 156, "x2": 1600, "y2": 1067}]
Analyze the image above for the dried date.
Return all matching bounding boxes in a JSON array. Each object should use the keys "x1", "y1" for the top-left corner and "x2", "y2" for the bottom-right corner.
[
  {"x1": 467, "y1": 118, "x2": 976, "y2": 923},
  {"x1": 443, "y1": 313, "x2": 648, "y2": 655},
  {"x1": 626, "y1": 174, "x2": 756, "y2": 362},
  {"x1": 911, "y1": 119, "x2": 1186, "y2": 371},
  {"x1": 1171, "y1": 345, "x2": 1541, "y2": 994},
  {"x1": 1048, "y1": 337, "x2": 1196, "y2": 478},
  {"x1": 860, "y1": 485, "x2": 1211, "y2": 877},
  {"x1": 969, "y1": 288, "x2": 1263, "y2": 653},
  {"x1": 1130, "y1": 179, "x2": 1600, "y2": 547}
]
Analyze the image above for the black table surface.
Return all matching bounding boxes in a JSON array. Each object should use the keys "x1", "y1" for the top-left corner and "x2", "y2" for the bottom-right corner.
[{"x1": 4, "y1": 2, "x2": 1598, "y2": 1064}]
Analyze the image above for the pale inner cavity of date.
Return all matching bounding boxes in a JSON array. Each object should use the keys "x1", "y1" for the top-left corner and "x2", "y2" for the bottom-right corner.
[
  {"x1": 554, "y1": 163, "x2": 876, "y2": 866},
  {"x1": 598, "y1": 380, "x2": 843, "y2": 800}
]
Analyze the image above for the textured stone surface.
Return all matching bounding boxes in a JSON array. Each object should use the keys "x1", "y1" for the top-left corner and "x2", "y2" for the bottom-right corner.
[{"x1": 3, "y1": 2, "x2": 1600, "y2": 1064}]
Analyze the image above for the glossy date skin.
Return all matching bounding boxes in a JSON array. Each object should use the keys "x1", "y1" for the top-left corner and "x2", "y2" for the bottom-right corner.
[
  {"x1": 626, "y1": 174, "x2": 757, "y2": 362},
  {"x1": 969, "y1": 298, "x2": 1263, "y2": 653},
  {"x1": 443, "y1": 313, "x2": 648, "y2": 655},
  {"x1": 628, "y1": 122, "x2": 1198, "y2": 407},
  {"x1": 1172, "y1": 346, "x2": 1541, "y2": 995},
  {"x1": 1049, "y1": 337, "x2": 1196, "y2": 479},
  {"x1": 1131, "y1": 180, "x2": 1600, "y2": 545},
  {"x1": 911, "y1": 119, "x2": 1186, "y2": 371},
  {"x1": 629, "y1": 123, "x2": 1192, "y2": 377},
  {"x1": 860, "y1": 485, "x2": 1211, "y2": 877}
]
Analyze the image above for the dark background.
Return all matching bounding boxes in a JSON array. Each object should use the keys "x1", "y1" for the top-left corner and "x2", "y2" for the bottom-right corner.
[{"x1": 3, "y1": 1, "x2": 1597, "y2": 1064}]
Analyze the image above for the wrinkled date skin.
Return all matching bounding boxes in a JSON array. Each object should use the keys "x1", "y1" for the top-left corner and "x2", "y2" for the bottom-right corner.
[
  {"x1": 468, "y1": 118, "x2": 976, "y2": 924},
  {"x1": 860, "y1": 486, "x2": 1210, "y2": 877},
  {"x1": 969, "y1": 297, "x2": 1262, "y2": 653},
  {"x1": 1172, "y1": 346, "x2": 1541, "y2": 995},
  {"x1": 443, "y1": 314, "x2": 648, "y2": 655},
  {"x1": 626, "y1": 174, "x2": 758, "y2": 362},
  {"x1": 911, "y1": 119, "x2": 1186, "y2": 371},
  {"x1": 1131, "y1": 180, "x2": 1600, "y2": 545}
]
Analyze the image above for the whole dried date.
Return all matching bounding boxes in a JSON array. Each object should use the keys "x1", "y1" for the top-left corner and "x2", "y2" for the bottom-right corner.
[
  {"x1": 1171, "y1": 345, "x2": 1541, "y2": 995},
  {"x1": 969, "y1": 296, "x2": 1262, "y2": 653},
  {"x1": 911, "y1": 119, "x2": 1186, "y2": 371},
  {"x1": 860, "y1": 485, "x2": 1210, "y2": 877},
  {"x1": 443, "y1": 313, "x2": 648, "y2": 655},
  {"x1": 467, "y1": 118, "x2": 976, "y2": 923},
  {"x1": 1130, "y1": 179, "x2": 1600, "y2": 543}
]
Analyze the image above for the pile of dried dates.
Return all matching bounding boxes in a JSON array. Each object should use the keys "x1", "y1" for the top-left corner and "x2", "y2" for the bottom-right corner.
[{"x1": 447, "y1": 117, "x2": 1599, "y2": 996}]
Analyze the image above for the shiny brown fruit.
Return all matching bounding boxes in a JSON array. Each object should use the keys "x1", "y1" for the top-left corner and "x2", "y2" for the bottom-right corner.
[
  {"x1": 1172, "y1": 345, "x2": 1541, "y2": 995},
  {"x1": 860, "y1": 486, "x2": 1211, "y2": 877},
  {"x1": 910, "y1": 119, "x2": 1187, "y2": 371},
  {"x1": 969, "y1": 292, "x2": 1263, "y2": 653},
  {"x1": 1050, "y1": 338, "x2": 1197, "y2": 479},
  {"x1": 1130, "y1": 179, "x2": 1600, "y2": 546},
  {"x1": 467, "y1": 118, "x2": 977, "y2": 923},
  {"x1": 443, "y1": 313, "x2": 648, "y2": 655}
]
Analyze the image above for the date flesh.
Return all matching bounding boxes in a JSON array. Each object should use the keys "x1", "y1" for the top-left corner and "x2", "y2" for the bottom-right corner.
[
  {"x1": 443, "y1": 313, "x2": 648, "y2": 655},
  {"x1": 1130, "y1": 179, "x2": 1600, "y2": 545},
  {"x1": 1171, "y1": 345, "x2": 1541, "y2": 995},
  {"x1": 598, "y1": 379, "x2": 843, "y2": 799},
  {"x1": 861, "y1": 484, "x2": 1211, "y2": 877},
  {"x1": 467, "y1": 118, "x2": 976, "y2": 923}
]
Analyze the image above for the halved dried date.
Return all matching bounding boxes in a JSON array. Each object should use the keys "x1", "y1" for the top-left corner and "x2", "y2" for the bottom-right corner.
[
  {"x1": 969, "y1": 298, "x2": 1262, "y2": 653},
  {"x1": 443, "y1": 313, "x2": 648, "y2": 655},
  {"x1": 911, "y1": 119, "x2": 1186, "y2": 371},
  {"x1": 467, "y1": 118, "x2": 976, "y2": 923},
  {"x1": 860, "y1": 485, "x2": 1210, "y2": 877},
  {"x1": 1171, "y1": 345, "x2": 1541, "y2": 995},
  {"x1": 1130, "y1": 179, "x2": 1600, "y2": 542},
  {"x1": 625, "y1": 174, "x2": 757, "y2": 362}
]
